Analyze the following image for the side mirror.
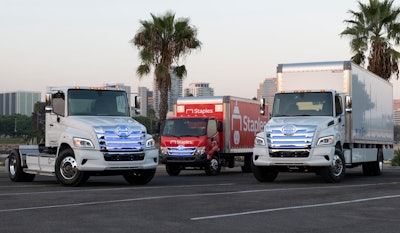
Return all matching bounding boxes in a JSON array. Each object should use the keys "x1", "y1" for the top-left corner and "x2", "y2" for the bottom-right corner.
[
  {"x1": 45, "y1": 94, "x2": 53, "y2": 113},
  {"x1": 217, "y1": 121, "x2": 223, "y2": 132},
  {"x1": 260, "y1": 98, "x2": 266, "y2": 116},
  {"x1": 345, "y1": 95, "x2": 352, "y2": 113},
  {"x1": 45, "y1": 93, "x2": 52, "y2": 106},
  {"x1": 134, "y1": 96, "x2": 141, "y2": 108}
]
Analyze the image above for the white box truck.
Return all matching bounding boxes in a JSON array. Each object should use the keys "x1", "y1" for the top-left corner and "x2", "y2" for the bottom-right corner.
[
  {"x1": 6, "y1": 86, "x2": 158, "y2": 186},
  {"x1": 252, "y1": 61, "x2": 394, "y2": 182}
]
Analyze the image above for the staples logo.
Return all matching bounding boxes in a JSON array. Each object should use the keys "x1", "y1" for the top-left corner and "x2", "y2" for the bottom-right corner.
[
  {"x1": 186, "y1": 108, "x2": 213, "y2": 115},
  {"x1": 231, "y1": 101, "x2": 268, "y2": 145},
  {"x1": 170, "y1": 139, "x2": 193, "y2": 145}
]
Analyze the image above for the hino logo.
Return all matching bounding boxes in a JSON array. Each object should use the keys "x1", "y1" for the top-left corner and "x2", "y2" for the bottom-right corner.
[
  {"x1": 117, "y1": 125, "x2": 129, "y2": 137},
  {"x1": 281, "y1": 124, "x2": 297, "y2": 136}
]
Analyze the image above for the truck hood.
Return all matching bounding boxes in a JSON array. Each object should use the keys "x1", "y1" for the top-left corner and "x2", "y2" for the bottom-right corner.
[
  {"x1": 67, "y1": 116, "x2": 146, "y2": 134},
  {"x1": 161, "y1": 135, "x2": 207, "y2": 147},
  {"x1": 267, "y1": 116, "x2": 334, "y2": 131}
]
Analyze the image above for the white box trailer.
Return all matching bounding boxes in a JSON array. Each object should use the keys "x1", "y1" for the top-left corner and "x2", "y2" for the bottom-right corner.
[{"x1": 252, "y1": 61, "x2": 394, "y2": 182}]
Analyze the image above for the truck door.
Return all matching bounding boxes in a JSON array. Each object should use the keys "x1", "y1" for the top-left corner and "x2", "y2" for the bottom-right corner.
[
  {"x1": 335, "y1": 95, "x2": 345, "y2": 144},
  {"x1": 45, "y1": 92, "x2": 65, "y2": 147},
  {"x1": 206, "y1": 119, "x2": 220, "y2": 155}
]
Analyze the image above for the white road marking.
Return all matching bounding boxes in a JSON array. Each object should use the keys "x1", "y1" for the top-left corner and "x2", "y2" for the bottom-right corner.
[
  {"x1": 0, "y1": 182, "x2": 398, "y2": 213},
  {"x1": 190, "y1": 194, "x2": 400, "y2": 220},
  {"x1": 0, "y1": 183, "x2": 234, "y2": 196}
]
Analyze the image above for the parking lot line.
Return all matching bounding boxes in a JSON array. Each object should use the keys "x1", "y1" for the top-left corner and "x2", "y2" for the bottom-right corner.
[{"x1": 191, "y1": 194, "x2": 400, "y2": 220}]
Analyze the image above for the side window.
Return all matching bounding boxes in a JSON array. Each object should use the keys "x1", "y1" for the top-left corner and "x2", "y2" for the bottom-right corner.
[
  {"x1": 52, "y1": 92, "x2": 65, "y2": 116},
  {"x1": 335, "y1": 95, "x2": 343, "y2": 116},
  {"x1": 207, "y1": 120, "x2": 217, "y2": 137},
  {"x1": 116, "y1": 95, "x2": 129, "y2": 115}
]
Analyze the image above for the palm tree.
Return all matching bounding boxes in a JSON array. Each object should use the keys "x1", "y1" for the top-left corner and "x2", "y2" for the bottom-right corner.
[
  {"x1": 131, "y1": 11, "x2": 201, "y2": 132},
  {"x1": 340, "y1": 0, "x2": 400, "y2": 80}
]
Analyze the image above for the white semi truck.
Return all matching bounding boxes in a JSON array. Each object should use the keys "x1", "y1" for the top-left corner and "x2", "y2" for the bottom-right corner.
[
  {"x1": 6, "y1": 86, "x2": 158, "y2": 186},
  {"x1": 252, "y1": 61, "x2": 394, "y2": 182}
]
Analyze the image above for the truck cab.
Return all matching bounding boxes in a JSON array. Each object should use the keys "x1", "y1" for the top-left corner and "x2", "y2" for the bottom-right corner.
[
  {"x1": 160, "y1": 117, "x2": 222, "y2": 176},
  {"x1": 7, "y1": 86, "x2": 158, "y2": 186}
]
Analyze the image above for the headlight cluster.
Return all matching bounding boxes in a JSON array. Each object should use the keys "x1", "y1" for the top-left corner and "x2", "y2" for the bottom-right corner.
[
  {"x1": 194, "y1": 146, "x2": 206, "y2": 155},
  {"x1": 160, "y1": 147, "x2": 168, "y2": 156},
  {"x1": 146, "y1": 138, "x2": 155, "y2": 148},
  {"x1": 73, "y1": 137, "x2": 94, "y2": 148},
  {"x1": 317, "y1": 136, "x2": 334, "y2": 146},
  {"x1": 254, "y1": 136, "x2": 266, "y2": 146}
]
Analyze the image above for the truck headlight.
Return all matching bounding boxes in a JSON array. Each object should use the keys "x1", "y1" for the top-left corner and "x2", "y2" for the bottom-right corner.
[
  {"x1": 73, "y1": 137, "x2": 94, "y2": 148},
  {"x1": 146, "y1": 138, "x2": 155, "y2": 148},
  {"x1": 194, "y1": 146, "x2": 206, "y2": 155},
  {"x1": 160, "y1": 147, "x2": 168, "y2": 156},
  {"x1": 254, "y1": 136, "x2": 265, "y2": 146},
  {"x1": 317, "y1": 136, "x2": 334, "y2": 146}
]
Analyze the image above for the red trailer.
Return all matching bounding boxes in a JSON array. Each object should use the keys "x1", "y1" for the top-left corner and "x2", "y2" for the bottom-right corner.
[{"x1": 160, "y1": 96, "x2": 268, "y2": 176}]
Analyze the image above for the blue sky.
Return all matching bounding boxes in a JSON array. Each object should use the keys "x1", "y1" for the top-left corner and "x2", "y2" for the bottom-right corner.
[{"x1": 1, "y1": 0, "x2": 399, "y2": 99}]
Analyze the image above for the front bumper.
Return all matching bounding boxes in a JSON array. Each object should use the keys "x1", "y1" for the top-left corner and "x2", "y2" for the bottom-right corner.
[
  {"x1": 74, "y1": 148, "x2": 159, "y2": 171},
  {"x1": 160, "y1": 154, "x2": 207, "y2": 166},
  {"x1": 253, "y1": 145, "x2": 335, "y2": 167}
]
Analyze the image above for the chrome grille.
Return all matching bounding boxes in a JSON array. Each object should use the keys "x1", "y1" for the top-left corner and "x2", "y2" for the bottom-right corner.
[
  {"x1": 96, "y1": 126, "x2": 145, "y2": 152},
  {"x1": 267, "y1": 125, "x2": 316, "y2": 150},
  {"x1": 167, "y1": 147, "x2": 196, "y2": 156}
]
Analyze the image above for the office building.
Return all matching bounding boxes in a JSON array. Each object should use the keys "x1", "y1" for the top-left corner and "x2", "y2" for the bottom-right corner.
[
  {"x1": 184, "y1": 82, "x2": 214, "y2": 97},
  {"x1": 0, "y1": 91, "x2": 41, "y2": 116}
]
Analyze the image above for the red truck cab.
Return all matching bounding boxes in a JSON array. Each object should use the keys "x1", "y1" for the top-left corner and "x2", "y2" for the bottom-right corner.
[{"x1": 160, "y1": 117, "x2": 223, "y2": 175}]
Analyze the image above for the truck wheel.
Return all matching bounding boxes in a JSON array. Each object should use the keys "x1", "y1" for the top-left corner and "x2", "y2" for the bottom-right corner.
[
  {"x1": 55, "y1": 148, "x2": 89, "y2": 186},
  {"x1": 123, "y1": 169, "x2": 156, "y2": 185},
  {"x1": 166, "y1": 164, "x2": 181, "y2": 176},
  {"x1": 8, "y1": 149, "x2": 35, "y2": 182},
  {"x1": 205, "y1": 156, "x2": 221, "y2": 176},
  {"x1": 362, "y1": 149, "x2": 383, "y2": 176},
  {"x1": 321, "y1": 150, "x2": 345, "y2": 183},
  {"x1": 251, "y1": 159, "x2": 278, "y2": 182}
]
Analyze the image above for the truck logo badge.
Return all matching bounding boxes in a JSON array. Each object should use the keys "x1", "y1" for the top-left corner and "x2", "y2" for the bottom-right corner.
[
  {"x1": 281, "y1": 124, "x2": 296, "y2": 136},
  {"x1": 232, "y1": 101, "x2": 242, "y2": 145},
  {"x1": 117, "y1": 125, "x2": 129, "y2": 137},
  {"x1": 178, "y1": 145, "x2": 184, "y2": 151}
]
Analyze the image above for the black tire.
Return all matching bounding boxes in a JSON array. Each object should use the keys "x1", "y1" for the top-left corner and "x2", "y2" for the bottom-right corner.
[
  {"x1": 166, "y1": 164, "x2": 181, "y2": 176},
  {"x1": 321, "y1": 149, "x2": 345, "y2": 183},
  {"x1": 362, "y1": 149, "x2": 383, "y2": 176},
  {"x1": 55, "y1": 148, "x2": 89, "y2": 186},
  {"x1": 227, "y1": 157, "x2": 235, "y2": 168},
  {"x1": 123, "y1": 169, "x2": 156, "y2": 185},
  {"x1": 205, "y1": 155, "x2": 221, "y2": 176},
  {"x1": 251, "y1": 159, "x2": 278, "y2": 182},
  {"x1": 241, "y1": 155, "x2": 252, "y2": 173},
  {"x1": 8, "y1": 149, "x2": 35, "y2": 182}
]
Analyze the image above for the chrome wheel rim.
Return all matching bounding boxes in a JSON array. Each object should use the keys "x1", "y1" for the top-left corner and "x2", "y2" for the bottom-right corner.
[
  {"x1": 9, "y1": 155, "x2": 17, "y2": 176},
  {"x1": 332, "y1": 154, "x2": 343, "y2": 177},
  {"x1": 209, "y1": 158, "x2": 219, "y2": 171},
  {"x1": 59, "y1": 156, "x2": 78, "y2": 180}
]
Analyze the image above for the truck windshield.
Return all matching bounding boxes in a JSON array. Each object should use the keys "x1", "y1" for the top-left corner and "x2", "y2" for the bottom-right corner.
[
  {"x1": 68, "y1": 89, "x2": 130, "y2": 116},
  {"x1": 162, "y1": 118, "x2": 207, "y2": 137},
  {"x1": 272, "y1": 92, "x2": 333, "y2": 117}
]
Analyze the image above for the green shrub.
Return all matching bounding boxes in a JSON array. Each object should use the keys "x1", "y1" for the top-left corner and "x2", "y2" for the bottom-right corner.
[{"x1": 392, "y1": 149, "x2": 400, "y2": 166}]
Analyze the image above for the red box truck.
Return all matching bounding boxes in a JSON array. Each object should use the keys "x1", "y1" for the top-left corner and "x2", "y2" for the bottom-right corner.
[{"x1": 159, "y1": 96, "x2": 268, "y2": 176}]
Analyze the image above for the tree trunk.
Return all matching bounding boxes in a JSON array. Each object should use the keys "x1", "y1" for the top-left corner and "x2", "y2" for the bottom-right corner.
[{"x1": 158, "y1": 81, "x2": 169, "y2": 135}]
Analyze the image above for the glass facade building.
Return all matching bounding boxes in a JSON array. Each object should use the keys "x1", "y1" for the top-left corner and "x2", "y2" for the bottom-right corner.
[{"x1": 0, "y1": 91, "x2": 41, "y2": 116}]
